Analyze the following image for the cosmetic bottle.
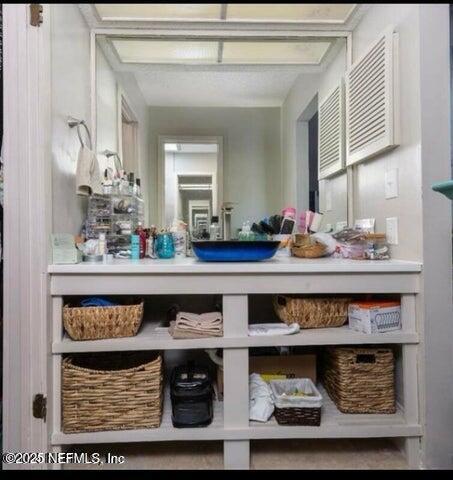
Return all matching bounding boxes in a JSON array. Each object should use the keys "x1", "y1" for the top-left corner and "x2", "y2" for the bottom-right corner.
[
  {"x1": 135, "y1": 222, "x2": 147, "y2": 259},
  {"x1": 209, "y1": 216, "x2": 221, "y2": 241},
  {"x1": 128, "y1": 172, "x2": 135, "y2": 196},
  {"x1": 98, "y1": 233, "x2": 107, "y2": 256},
  {"x1": 131, "y1": 234, "x2": 140, "y2": 260}
]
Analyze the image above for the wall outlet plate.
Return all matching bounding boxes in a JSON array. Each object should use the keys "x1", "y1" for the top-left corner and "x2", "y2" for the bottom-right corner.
[
  {"x1": 386, "y1": 217, "x2": 399, "y2": 245},
  {"x1": 385, "y1": 168, "x2": 399, "y2": 199}
]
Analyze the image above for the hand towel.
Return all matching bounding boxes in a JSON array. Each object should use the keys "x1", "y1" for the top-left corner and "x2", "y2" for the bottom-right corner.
[
  {"x1": 175, "y1": 311, "x2": 223, "y2": 335},
  {"x1": 76, "y1": 145, "x2": 103, "y2": 196},
  {"x1": 169, "y1": 321, "x2": 223, "y2": 339}
]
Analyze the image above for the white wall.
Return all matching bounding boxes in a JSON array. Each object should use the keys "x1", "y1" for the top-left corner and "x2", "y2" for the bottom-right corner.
[
  {"x1": 148, "y1": 107, "x2": 281, "y2": 233},
  {"x1": 281, "y1": 74, "x2": 320, "y2": 209},
  {"x1": 51, "y1": 4, "x2": 91, "y2": 234},
  {"x1": 95, "y1": 47, "x2": 151, "y2": 224},
  {"x1": 96, "y1": 45, "x2": 118, "y2": 174},
  {"x1": 351, "y1": 4, "x2": 423, "y2": 261}
]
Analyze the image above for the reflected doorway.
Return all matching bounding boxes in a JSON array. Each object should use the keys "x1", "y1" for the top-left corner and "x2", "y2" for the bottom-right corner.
[{"x1": 158, "y1": 136, "x2": 223, "y2": 235}]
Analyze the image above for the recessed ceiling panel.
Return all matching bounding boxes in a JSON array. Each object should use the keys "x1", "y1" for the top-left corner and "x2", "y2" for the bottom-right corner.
[
  {"x1": 226, "y1": 4, "x2": 356, "y2": 23},
  {"x1": 94, "y1": 4, "x2": 356, "y2": 24},
  {"x1": 95, "y1": 4, "x2": 222, "y2": 21},
  {"x1": 222, "y1": 41, "x2": 332, "y2": 65},
  {"x1": 111, "y1": 39, "x2": 219, "y2": 64}
]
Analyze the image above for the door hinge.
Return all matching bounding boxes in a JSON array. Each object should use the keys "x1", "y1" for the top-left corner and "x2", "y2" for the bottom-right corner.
[
  {"x1": 30, "y1": 4, "x2": 43, "y2": 27},
  {"x1": 32, "y1": 394, "x2": 47, "y2": 421}
]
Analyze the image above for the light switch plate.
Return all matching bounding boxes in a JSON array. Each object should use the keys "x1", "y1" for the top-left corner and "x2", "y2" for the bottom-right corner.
[
  {"x1": 386, "y1": 217, "x2": 399, "y2": 245},
  {"x1": 385, "y1": 168, "x2": 399, "y2": 199}
]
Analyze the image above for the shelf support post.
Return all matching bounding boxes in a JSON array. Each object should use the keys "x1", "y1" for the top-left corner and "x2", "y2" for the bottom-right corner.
[
  {"x1": 401, "y1": 294, "x2": 421, "y2": 468},
  {"x1": 222, "y1": 294, "x2": 250, "y2": 469}
]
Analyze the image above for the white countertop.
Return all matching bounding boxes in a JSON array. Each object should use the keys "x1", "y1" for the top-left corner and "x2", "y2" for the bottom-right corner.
[{"x1": 48, "y1": 256, "x2": 422, "y2": 274}]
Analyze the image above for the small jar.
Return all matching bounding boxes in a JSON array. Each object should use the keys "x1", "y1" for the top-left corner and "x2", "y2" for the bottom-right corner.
[
  {"x1": 364, "y1": 233, "x2": 390, "y2": 260},
  {"x1": 156, "y1": 232, "x2": 175, "y2": 259},
  {"x1": 338, "y1": 241, "x2": 366, "y2": 260}
]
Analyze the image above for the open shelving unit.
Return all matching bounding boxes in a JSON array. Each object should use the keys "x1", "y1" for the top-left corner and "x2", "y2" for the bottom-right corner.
[{"x1": 48, "y1": 258, "x2": 423, "y2": 469}]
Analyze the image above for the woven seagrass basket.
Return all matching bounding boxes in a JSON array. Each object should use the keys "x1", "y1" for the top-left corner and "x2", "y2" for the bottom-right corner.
[
  {"x1": 273, "y1": 295, "x2": 350, "y2": 329},
  {"x1": 274, "y1": 406, "x2": 321, "y2": 426},
  {"x1": 322, "y1": 346, "x2": 396, "y2": 414},
  {"x1": 63, "y1": 300, "x2": 144, "y2": 340},
  {"x1": 62, "y1": 351, "x2": 163, "y2": 433}
]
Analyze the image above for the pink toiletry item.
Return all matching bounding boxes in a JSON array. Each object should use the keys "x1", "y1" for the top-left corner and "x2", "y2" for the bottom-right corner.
[
  {"x1": 282, "y1": 206, "x2": 296, "y2": 219},
  {"x1": 305, "y1": 210, "x2": 314, "y2": 233},
  {"x1": 298, "y1": 212, "x2": 306, "y2": 234}
]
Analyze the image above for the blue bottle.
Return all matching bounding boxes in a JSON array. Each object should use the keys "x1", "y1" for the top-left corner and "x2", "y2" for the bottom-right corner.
[{"x1": 131, "y1": 234, "x2": 140, "y2": 260}]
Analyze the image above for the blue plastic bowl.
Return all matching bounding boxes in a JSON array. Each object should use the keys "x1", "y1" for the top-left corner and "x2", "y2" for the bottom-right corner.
[{"x1": 191, "y1": 240, "x2": 280, "y2": 262}]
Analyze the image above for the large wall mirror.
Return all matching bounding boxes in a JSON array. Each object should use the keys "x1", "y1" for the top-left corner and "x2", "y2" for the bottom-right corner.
[{"x1": 94, "y1": 31, "x2": 349, "y2": 237}]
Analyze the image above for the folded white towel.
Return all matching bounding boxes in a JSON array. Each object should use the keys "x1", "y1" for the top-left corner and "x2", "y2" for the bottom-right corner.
[
  {"x1": 248, "y1": 323, "x2": 300, "y2": 336},
  {"x1": 76, "y1": 145, "x2": 103, "y2": 196}
]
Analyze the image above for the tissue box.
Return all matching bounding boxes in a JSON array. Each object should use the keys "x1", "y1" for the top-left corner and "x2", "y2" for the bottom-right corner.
[
  {"x1": 348, "y1": 301, "x2": 401, "y2": 334},
  {"x1": 51, "y1": 234, "x2": 82, "y2": 264}
]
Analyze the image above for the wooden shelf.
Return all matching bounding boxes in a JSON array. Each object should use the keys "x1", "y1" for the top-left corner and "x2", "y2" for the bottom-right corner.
[
  {"x1": 52, "y1": 385, "x2": 421, "y2": 445},
  {"x1": 53, "y1": 323, "x2": 418, "y2": 353}
]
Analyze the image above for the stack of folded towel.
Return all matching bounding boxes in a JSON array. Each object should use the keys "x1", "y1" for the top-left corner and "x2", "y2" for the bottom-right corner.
[{"x1": 169, "y1": 311, "x2": 223, "y2": 339}]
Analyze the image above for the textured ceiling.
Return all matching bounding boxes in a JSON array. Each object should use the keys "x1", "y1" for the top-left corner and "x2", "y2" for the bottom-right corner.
[
  {"x1": 98, "y1": 37, "x2": 333, "y2": 107},
  {"x1": 134, "y1": 67, "x2": 313, "y2": 107},
  {"x1": 97, "y1": 26, "x2": 346, "y2": 107}
]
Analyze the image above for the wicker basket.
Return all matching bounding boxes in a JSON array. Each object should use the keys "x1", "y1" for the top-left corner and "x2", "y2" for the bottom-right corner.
[
  {"x1": 62, "y1": 351, "x2": 163, "y2": 433},
  {"x1": 270, "y1": 378, "x2": 322, "y2": 426},
  {"x1": 63, "y1": 300, "x2": 144, "y2": 340},
  {"x1": 273, "y1": 295, "x2": 350, "y2": 329},
  {"x1": 291, "y1": 241, "x2": 327, "y2": 258},
  {"x1": 274, "y1": 406, "x2": 321, "y2": 426},
  {"x1": 322, "y1": 346, "x2": 396, "y2": 414}
]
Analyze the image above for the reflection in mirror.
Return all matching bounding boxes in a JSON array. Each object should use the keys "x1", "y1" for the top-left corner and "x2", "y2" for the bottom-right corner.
[
  {"x1": 94, "y1": 33, "x2": 348, "y2": 235},
  {"x1": 162, "y1": 141, "x2": 220, "y2": 239}
]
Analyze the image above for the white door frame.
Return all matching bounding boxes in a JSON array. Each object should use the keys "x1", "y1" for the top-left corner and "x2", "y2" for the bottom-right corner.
[
  {"x1": 3, "y1": 4, "x2": 52, "y2": 464},
  {"x1": 117, "y1": 85, "x2": 139, "y2": 175},
  {"x1": 157, "y1": 135, "x2": 223, "y2": 227}
]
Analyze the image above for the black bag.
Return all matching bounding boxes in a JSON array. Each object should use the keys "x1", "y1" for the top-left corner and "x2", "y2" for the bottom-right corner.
[{"x1": 170, "y1": 363, "x2": 214, "y2": 428}]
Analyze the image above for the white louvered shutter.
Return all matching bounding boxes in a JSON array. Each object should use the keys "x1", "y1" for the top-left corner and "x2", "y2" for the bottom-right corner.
[
  {"x1": 318, "y1": 82, "x2": 345, "y2": 180},
  {"x1": 345, "y1": 28, "x2": 399, "y2": 165}
]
